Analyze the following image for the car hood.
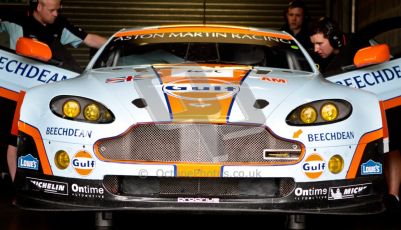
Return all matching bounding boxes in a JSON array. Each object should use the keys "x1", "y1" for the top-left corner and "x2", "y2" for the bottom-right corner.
[{"x1": 82, "y1": 65, "x2": 315, "y2": 124}]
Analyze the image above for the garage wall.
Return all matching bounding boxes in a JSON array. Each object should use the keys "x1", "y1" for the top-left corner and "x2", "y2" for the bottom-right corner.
[
  {"x1": 0, "y1": 0, "x2": 327, "y2": 67},
  {"x1": 357, "y1": 0, "x2": 401, "y2": 55},
  {"x1": 60, "y1": 0, "x2": 326, "y2": 67},
  {"x1": 1, "y1": 1, "x2": 400, "y2": 67}
]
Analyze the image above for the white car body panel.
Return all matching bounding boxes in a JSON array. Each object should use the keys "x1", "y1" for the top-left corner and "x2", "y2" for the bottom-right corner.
[{"x1": 6, "y1": 24, "x2": 389, "y2": 214}]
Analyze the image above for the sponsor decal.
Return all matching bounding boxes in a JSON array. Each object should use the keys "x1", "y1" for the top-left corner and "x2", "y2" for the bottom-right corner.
[
  {"x1": 294, "y1": 187, "x2": 328, "y2": 200},
  {"x1": 171, "y1": 69, "x2": 233, "y2": 78},
  {"x1": 335, "y1": 65, "x2": 401, "y2": 89},
  {"x1": 17, "y1": 154, "x2": 39, "y2": 170},
  {"x1": 105, "y1": 75, "x2": 134, "y2": 83},
  {"x1": 46, "y1": 127, "x2": 92, "y2": 138},
  {"x1": 0, "y1": 55, "x2": 69, "y2": 83},
  {"x1": 361, "y1": 159, "x2": 382, "y2": 175},
  {"x1": 307, "y1": 131, "x2": 354, "y2": 142},
  {"x1": 303, "y1": 154, "x2": 325, "y2": 179},
  {"x1": 260, "y1": 76, "x2": 287, "y2": 84},
  {"x1": 27, "y1": 177, "x2": 68, "y2": 195},
  {"x1": 162, "y1": 79, "x2": 239, "y2": 101},
  {"x1": 114, "y1": 32, "x2": 292, "y2": 45},
  {"x1": 72, "y1": 151, "x2": 95, "y2": 176},
  {"x1": 177, "y1": 197, "x2": 220, "y2": 203},
  {"x1": 71, "y1": 183, "x2": 104, "y2": 199},
  {"x1": 328, "y1": 183, "x2": 370, "y2": 200}
]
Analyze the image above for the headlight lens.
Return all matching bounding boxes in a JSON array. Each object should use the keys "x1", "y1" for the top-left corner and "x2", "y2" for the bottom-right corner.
[
  {"x1": 51, "y1": 96, "x2": 115, "y2": 123},
  {"x1": 84, "y1": 103, "x2": 101, "y2": 121},
  {"x1": 328, "y1": 155, "x2": 344, "y2": 174},
  {"x1": 286, "y1": 99, "x2": 352, "y2": 125},
  {"x1": 54, "y1": 150, "x2": 70, "y2": 170},
  {"x1": 63, "y1": 100, "x2": 80, "y2": 118},
  {"x1": 321, "y1": 103, "x2": 338, "y2": 121},
  {"x1": 300, "y1": 106, "x2": 317, "y2": 124}
]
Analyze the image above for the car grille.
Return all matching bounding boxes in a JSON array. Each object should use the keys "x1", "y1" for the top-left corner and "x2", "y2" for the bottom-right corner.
[
  {"x1": 95, "y1": 123, "x2": 302, "y2": 164},
  {"x1": 103, "y1": 176, "x2": 295, "y2": 198}
]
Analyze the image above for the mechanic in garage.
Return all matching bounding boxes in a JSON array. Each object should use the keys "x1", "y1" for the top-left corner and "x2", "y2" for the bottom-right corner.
[
  {"x1": 309, "y1": 17, "x2": 351, "y2": 76},
  {"x1": 0, "y1": 0, "x2": 107, "y2": 183},
  {"x1": 280, "y1": 0, "x2": 313, "y2": 53},
  {"x1": 310, "y1": 16, "x2": 401, "y2": 213}
]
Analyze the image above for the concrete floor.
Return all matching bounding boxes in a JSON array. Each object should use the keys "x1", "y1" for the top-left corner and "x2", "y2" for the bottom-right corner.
[{"x1": 1, "y1": 176, "x2": 400, "y2": 230}]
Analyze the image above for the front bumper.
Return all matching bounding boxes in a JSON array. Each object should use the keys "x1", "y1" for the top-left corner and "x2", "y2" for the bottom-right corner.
[{"x1": 14, "y1": 172, "x2": 385, "y2": 215}]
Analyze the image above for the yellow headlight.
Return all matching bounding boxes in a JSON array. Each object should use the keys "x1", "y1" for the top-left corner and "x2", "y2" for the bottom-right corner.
[
  {"x1": 54, "y1": 150, "x2": 70, "y2": 170},
  {"x1": 84, "y1": 103, "x2": 101, "y2": 121},
  {"x1": 300, "y1": 106, "x2": 317, "y2": 124},
  {"x1": 63, "y1": 100, "x2": 80, "y2": 118},
  {"x1": 328, "y1": 155, "x2": 344, "y2": 174},
  {"x1": 103, "y1": 110, "x2": 113, "y2": 121},
  {"x1": 321, "y1": 103, "x2": 339, "y2": 121}
]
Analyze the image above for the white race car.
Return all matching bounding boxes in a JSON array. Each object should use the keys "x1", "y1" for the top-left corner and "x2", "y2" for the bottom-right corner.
[{"x1": 11, "y1": 24, "x2": 392, "y2": 214}]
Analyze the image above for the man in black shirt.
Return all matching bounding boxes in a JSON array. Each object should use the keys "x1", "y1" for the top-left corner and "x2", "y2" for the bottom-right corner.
[
  {"x1": 309, "y1": 17, "x2": 350, "y2": 76},
  {"x1": 1, "y1": 0, "x2": 106, "y2": 71},
  {"x1": 0, "y1": 0, "x2": 107, "y2": 182},
  {"x1": 309, "y1": 17, "x2": 371, "y2": 77},
  {"x1": 310, "y1": 17, "x2": 401, "y2": 212},
  {"x1": 281, "y1": 0, "x2": 313, "y2": 52}
]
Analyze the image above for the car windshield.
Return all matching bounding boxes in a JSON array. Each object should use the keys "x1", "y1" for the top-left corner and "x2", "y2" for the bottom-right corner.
[{"x1": 92, "y1": 29, "x2": 313, "y2": 72}]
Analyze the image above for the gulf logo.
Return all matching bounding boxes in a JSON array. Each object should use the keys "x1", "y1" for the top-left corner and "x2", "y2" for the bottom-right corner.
[
  {"x1": 72, "y1": 151, "x2": 96, "y2": 176},
  {"x1": 162, "y1": 79, "x2": 239, "y2": 101},
  {"x1": 302, "y1": 154, "x2": 326, "y2": 179}
]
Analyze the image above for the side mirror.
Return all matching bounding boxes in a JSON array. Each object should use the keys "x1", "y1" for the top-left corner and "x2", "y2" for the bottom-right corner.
[
  {"x1": 15, "y1": 37, "x2": 52, "y2": 62},
  {"x1": 353, "y1": 44, "x2": 390, "y2": 68}
]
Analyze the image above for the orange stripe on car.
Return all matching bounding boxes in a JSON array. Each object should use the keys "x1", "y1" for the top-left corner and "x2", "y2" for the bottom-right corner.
[
  {"x1": 176, "y1": 163, "x2": 221, "y2": 177},
  {"x1": 11, "y1": 91, "x2": 25, "y2": 136},
  {"x1": 0, "y1": 87, "x2": 19, "y2": 101},
  {"x1": 346, "y1": 129, "x2": 383, "y2": 179},
  {"x1": 157, "y1": 68, "x2": 248, "y2": 123},
  {"x1": 383, "y1": 96, "x2": 401, "y2": 110},
  {"x1": 18, "y1": 121, "x2": 53, "y2": 175}
]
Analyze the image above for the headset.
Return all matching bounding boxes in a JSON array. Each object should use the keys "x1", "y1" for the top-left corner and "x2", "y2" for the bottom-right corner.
[
  {"x1": 28, "y1": 0, "x2": 39, "y2": 12},
  {"x1": 318, "y1": 17, "x2": 345, "y2": 49}
]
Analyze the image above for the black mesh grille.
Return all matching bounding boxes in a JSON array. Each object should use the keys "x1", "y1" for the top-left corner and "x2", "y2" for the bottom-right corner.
[
  {"x1": 96, "y1": 123, "x2": 302, "y2": 163},
  {"x1": 103, "y1": 176, "x2": 295, "y2": 198}
]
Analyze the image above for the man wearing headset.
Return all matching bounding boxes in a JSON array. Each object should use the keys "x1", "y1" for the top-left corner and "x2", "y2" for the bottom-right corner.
[
  {"x1": 311, "y1": 17, "x2": 401, "y2": 213},
  {"x1": 309, "y1": 17, "x2": 353, "y2": 76},
  {"x1": 0, "y1": 0, "x2": 107, "y2": 183}
]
